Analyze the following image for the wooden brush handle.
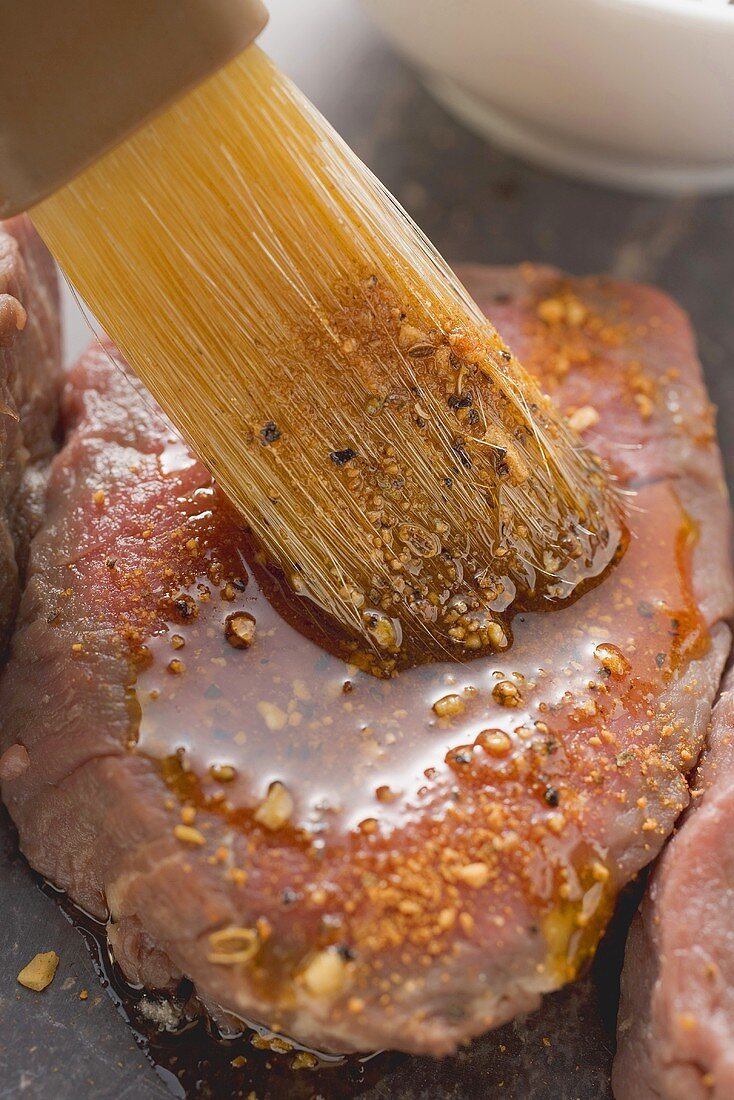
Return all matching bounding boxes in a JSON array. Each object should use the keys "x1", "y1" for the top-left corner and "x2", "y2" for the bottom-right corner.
[{"x1": 0, "y1": 0, "x2": 267, "y2": 217}]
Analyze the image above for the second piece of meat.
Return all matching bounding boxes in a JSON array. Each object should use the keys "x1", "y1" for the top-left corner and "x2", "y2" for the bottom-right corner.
[{"x1": 614, "y1": 664, "x2": 734, "y2": 1100}]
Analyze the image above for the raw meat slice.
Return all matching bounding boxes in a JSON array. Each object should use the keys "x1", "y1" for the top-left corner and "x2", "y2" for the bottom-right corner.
[{"x1": 0, "y1": 265, "x2": 730, "y2": 1055}]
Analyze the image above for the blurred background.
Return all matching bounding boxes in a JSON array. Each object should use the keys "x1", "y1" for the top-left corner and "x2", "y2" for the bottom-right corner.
[{"x1": 6, "y1": 1, "x2": 734, "y2": 1097}]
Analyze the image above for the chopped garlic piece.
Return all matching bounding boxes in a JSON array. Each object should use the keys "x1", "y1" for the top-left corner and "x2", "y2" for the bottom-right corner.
[
  {"x1": 174, "y1": 823, "x2": 206, "y2": 846},
  {"x1": 301, "y1": 949, "x2": 348, "y2": 998},
  {"x1": 207, "y1": 926, "x2": 261, "y2": 965},
  {"x1": 225, "y1": 611, "x2": 256, "y2": 649},
  {"x1": 17, "y1": 950, "x2": 59, "y2": 991},
  {"x1": 457, "y1": 862, "x2": 491, "y2": 889},
  {"x1": 432, "y1": 693, "x2": 465, "y2": 718},
  {"x1": 254, "y1": 781, "x2": 294, "y2": 830},
  {"x1": 567, "y1": 405, "x2": 600, "y2": 434}
]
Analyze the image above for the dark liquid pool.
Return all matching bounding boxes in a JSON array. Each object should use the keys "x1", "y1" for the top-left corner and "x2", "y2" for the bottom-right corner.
[{"x1": 39, "y1": 866, "x2": 638, "y2": 1100}]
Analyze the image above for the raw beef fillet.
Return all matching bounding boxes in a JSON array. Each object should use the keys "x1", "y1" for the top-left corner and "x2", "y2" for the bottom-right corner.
[
  {"x1": 614, "y1": 665, "x2": 734, "y2": 1100},
  {"x1": 0, "y1": 216, "x2": 61, "y2": 653},
  {"x1": 0, "y1": 265, "x2": 731, "y2": 1055}
]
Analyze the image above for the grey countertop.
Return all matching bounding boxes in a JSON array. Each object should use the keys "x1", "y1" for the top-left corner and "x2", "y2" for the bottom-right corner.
[{"x1": 3, "y1": 1, "x2": 734, "y2": 1097}]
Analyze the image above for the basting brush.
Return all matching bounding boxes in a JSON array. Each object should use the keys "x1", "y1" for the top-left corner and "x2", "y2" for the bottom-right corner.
[{"x1": 0, "y1": 0, "x2": 623, "y2": 666}]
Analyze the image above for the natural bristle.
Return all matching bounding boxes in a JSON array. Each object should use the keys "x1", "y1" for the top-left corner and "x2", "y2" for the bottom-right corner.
[{"x1": 33, "y1": 46, "x2": 624, "y2": 666}]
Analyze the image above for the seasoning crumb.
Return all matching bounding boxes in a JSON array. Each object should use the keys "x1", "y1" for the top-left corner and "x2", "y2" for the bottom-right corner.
[
  {"x1": 174, "y1": 824, "x2": 206, "y2": 846},
  {"x1": 207, "y1": 926, "x2": 260, "y2": 966},
  {"x1": 329, "y1": 448, "x2": 357, "y2": 466},
  {"x1": 225, "y1": 611, "x2": 256, "y2": 649},
  {"x1": 300, "y1": 949, "x2": 349, "y2": 998},
  {"x1": 173, "y1": 594, "x2": 197, "y2": 620},
  {"x1": 362, "y1": 609, "x2": 398, "y2": 650},
  {"x1": 492, "y1": 680, "x2": 521, "y2": 707},
  {"x1": 433, "y1": 693, "x2": 465, "y2": 719},
  {"x1": 254, "y1": 781, "x2": 294, "y2": 830},
  {"x1": 594, "y1": 642, "x2": 631, "y2": 678},
  {"x1": 541, "y1": 810, "x2": 564, "y2": 835},
  {"x1": 79, "y1": 989, "x2": 89, "y2": 1001},
  {"x1": 537, "y1": 298, "x2": 566, "y2": 325},
  {"x1": 477, "y1": 729, "x2": 512, "y2": 757},
  {"x1": 17, "y1": 951, "x2": 59, "y2": 992},
  {"x1": 210, "y1": 763, "x2": 237, "y2": 783},
  {"x1": 459, "y1": 912, "x2": 475, "y2": 935},
  {"x1": 259, "y1": 421, "x2": 281, "y2": 445},
  {"x1": 252, "y1": 1034, "x2": 293, "y2": 1054},
  {"x1": 567, "y1": 405, "x2": 600, "y2": 434},
  {"x1": 635, "y1": 393, "x2": 654, "y2": 419},
  {"x1": 457, "y1": 862, "x2": 491, "y2": 889},
  {"x1": 591, "y1": 862, "x2": 610, "y2": 883},
  {"x1": 437, "y1": 908, "x2": 457, "y2": 931},
  {"x1": 292, "y1": 1051, "x2": 319, "y2": 1070}
]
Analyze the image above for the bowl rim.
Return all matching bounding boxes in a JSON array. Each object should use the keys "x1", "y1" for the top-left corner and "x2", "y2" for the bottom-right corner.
[
  {"x1": 364, "y1": 0, "x2": 734, "y2": 28},
  {"x1": 365, "y1": 0, "x2": 734, "y2": 28},
  {"x1": 597, "y1": 0, "x2": 734, "y2": 24}
]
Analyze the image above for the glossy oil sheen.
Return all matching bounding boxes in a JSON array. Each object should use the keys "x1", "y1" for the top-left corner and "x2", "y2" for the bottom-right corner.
[{"x1": 131, "y1": 450, "x2": 705, "y2": 896}]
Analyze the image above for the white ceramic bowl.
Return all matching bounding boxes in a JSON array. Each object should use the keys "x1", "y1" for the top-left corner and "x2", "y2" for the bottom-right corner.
[{"x1": 361, "y1": 0, "x2": 734, "y2": 193}]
